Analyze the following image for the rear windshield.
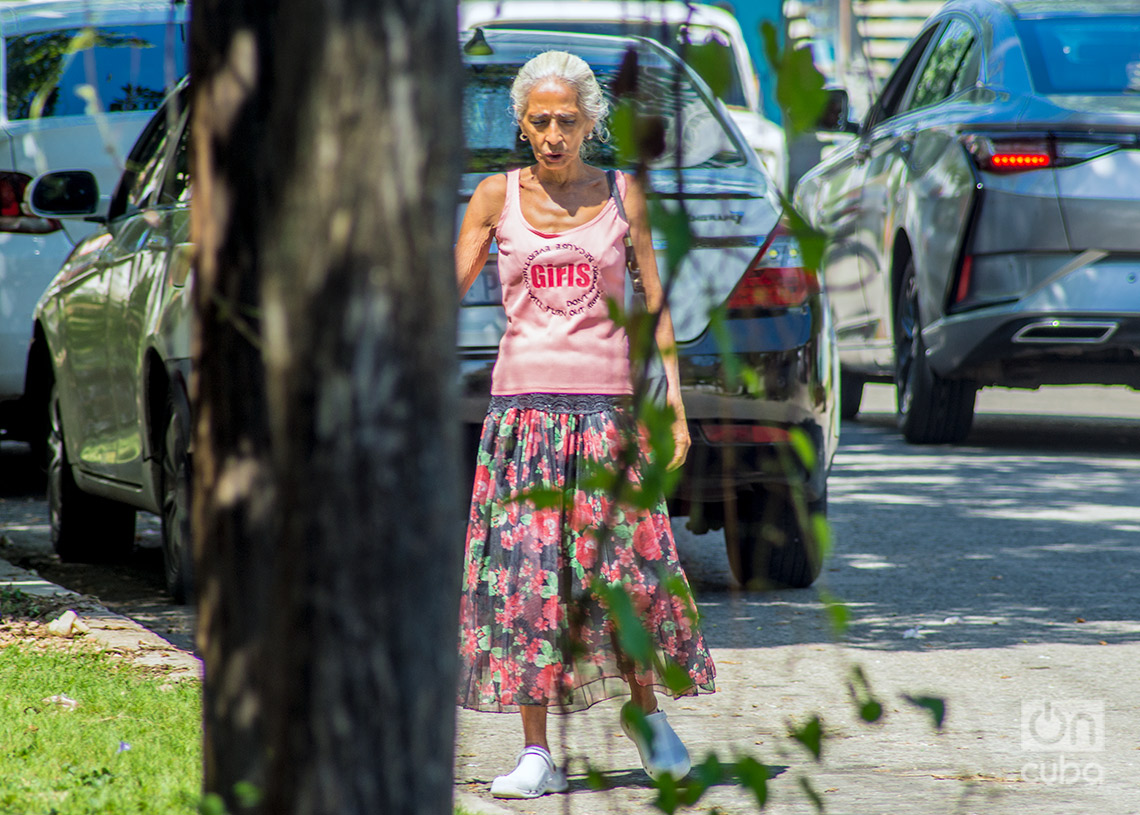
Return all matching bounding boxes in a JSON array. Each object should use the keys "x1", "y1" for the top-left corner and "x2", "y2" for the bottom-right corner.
[
  {"x1": 5, "y1": 23, "x2": 187, "y2": 120},
  {"x1": 478, "y1": 21, "x2": 749, "y2": 107},
  {"x1": 1017, "y1": 16, "x2": 1140, "y2": 94},
  {"x1": 464, "y1": 57, "x2": 746, "y2": 173}
]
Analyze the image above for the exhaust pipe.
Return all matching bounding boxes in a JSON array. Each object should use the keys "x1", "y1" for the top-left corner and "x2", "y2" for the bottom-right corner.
[{"x1": 1012, "y1": 320, "x2": 1118, "y2": 344}]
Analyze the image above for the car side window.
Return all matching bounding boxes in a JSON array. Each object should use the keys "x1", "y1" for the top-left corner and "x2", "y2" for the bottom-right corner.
[
  {"x1": 905, "y1": 20, "x2": 976, "y2": 111},
  {"x1": 157, "y1": 115, "x2": 191, "y2": 206},
  {"x1": 863, "y1": 25, "x2": 940, "y2": 130},
  {"x1": 107, "y1": 86, "x2": 189, "y2": 221}
]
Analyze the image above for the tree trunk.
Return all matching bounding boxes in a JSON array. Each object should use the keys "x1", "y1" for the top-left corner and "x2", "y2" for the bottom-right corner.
[{"x1": 189, "y1": 2, "x2": 463, "y2": 813}]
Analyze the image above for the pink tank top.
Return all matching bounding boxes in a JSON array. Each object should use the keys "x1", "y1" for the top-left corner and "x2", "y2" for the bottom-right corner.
[{"x1": 490, "y1": 168, "x2": 633, "y2": 396}]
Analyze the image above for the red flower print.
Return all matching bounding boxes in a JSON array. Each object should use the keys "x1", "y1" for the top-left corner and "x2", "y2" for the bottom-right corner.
[
  {"x1": 633, "y1": 519, "x2": 663, "y2": 561},
  {"x1": 570, "y1": 495, "x2": 596, "y2": 532},
  {"x1": 542, "y1": 595, "x2": 562, "y2": 629},
  {"x1": 472, "y1": 465, "x2": 492, "y2": 504},
  {"x1": 575, "y1": 535, "x2": 597, "y2": 570},
  {"x1": 535, "y1": 663, "x2": 564, "y2": 700}
]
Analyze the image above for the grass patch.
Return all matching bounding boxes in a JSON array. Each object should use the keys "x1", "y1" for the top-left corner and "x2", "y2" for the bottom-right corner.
[{"x1": 0, "y1": 643, "x2": 201, "y2": 813}]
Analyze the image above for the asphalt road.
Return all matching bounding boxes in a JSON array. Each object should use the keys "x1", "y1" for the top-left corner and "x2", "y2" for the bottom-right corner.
[{"x1": 3, "y1": 384, "x2": 1140, "y2": 813}]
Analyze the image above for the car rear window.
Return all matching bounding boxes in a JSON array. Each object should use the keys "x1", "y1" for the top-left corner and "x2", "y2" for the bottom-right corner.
[
  {"x1": 463, "y1": 57, "x2": 745, "y2": 173},
  {"x1": 1017, "y1": 16, "x2": 1140, "y2": 94},
  {"x1": 5, "y1": 23, "x2": 187, "y2": 120},
  {"x1": 477, "y1": 20, "x2": 749, "y2": 108}
]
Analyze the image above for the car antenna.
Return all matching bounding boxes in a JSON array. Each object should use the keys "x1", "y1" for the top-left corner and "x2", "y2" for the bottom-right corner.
[{"x1": 463, "y1": 27, "x2": 494, "y2": 56}]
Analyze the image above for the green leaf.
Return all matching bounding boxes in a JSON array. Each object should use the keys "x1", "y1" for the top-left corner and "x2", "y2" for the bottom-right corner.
[
  {"x1": 652, "y1": 771, "x2": 680, "y2": 814},
  {"x1": 596, "y1": 581, "x2": 654, "y2": 665},
  {"x1": 787, "y1": 427, "x2": 817, "y2": 473},
  {"x1": 648, "y1": 199, "x2": 692, "y2": 273},
  {"x1": 790, "y1": 714, "x2": 824, "y2": 761},
  {"x1": 585, "y1": 764, "x2": 611, "y2": 790},
  {"x1": 198, "y1": 794, "x2": 227, "y2": 815},
  {"x1": 735, "y1": 756, "x2": 769, "y2": 809},
  {"x1": 610, "y1": 101, "x2": 638, "y2": 165},
  {"x1": 799, "y1": 775, "x2": 826, "y2": 813},
  {"x1": 685, "y1": 41, "x2": 734, "y2": 99},
  {"x1": 661, "y1": 660, "x2": 692, "y2": 697},
  {"x1": 781, "y1": 204, "x2": 828, "y2": 278},
  {"x1": 503, "y1": 487, "x2": 565, "y2": 511},
  {"x1": 817, "y1": 589, "x2": 850, "y2": 638},
  {"x1": 860, "y1": 699, "x2": 884, "y2": 723},
  {"x1": 761, "y1": 21, "x2": 828, "y2": 137},
  {"x1": 233, "y1": 782, "x2": 262, "y2": 808},
  {"x1": 904, "y1": 695, "x2": 947, "y2": 730}
]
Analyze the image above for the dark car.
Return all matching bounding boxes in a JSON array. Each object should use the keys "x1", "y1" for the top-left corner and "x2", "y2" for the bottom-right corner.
[
  {"x1": 26, "y1": 83, "x2": 193, "y2": 602},
  {"x1": 795, "y1": 0, "x2": 1140, "y2": 443},
  {"x1": 460, "y1": 29, "x2": 839, "y2": 587}
]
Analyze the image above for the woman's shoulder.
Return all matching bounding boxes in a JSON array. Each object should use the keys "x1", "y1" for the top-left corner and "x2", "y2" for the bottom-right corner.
[{"x1": 468, "y1": 173, "x2": 510, "y2": 223}]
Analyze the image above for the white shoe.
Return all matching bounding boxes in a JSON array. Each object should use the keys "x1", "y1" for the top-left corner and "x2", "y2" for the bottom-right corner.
[
  {"x1": 490, "y1": 746, "x2": 569, "y2": 798},
  {"x1": 621, "y1": 708, "x2": 691, "y2": 780}
]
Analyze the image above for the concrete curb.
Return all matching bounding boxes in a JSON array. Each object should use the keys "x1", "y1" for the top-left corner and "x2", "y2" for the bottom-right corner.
[{"x1": 0, "y1": 556, "x2": 201, "y2": 680}]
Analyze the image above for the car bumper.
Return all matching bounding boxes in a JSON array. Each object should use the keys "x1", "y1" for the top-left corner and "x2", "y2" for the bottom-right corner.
[{"x1": 925, "y1": 253, "x2": 1140, "y2": 387}]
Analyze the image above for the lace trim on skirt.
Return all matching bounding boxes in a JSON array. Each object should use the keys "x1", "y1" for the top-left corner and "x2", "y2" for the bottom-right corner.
[{"x1": 488, "y1": 393, "x2": 626, "y2": 415}]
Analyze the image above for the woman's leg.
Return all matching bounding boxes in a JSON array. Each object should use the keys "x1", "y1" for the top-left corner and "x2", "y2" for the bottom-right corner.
[
  {"x1": 521, "y1": 704, "x2": 549, "y2": 750},
  {"x1": 626, "y1": 674, "x2": 658, "y2": 713}
]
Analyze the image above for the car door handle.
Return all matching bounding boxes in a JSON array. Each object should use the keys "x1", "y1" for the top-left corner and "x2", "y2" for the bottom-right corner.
[{"x1": 145, "y1": 233, "x2": 171, "y2": 251}]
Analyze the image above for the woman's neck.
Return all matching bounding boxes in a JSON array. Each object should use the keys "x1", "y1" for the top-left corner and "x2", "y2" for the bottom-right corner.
[{"x1": 531, "y1": 158, "x2": 589, "y2": 188}]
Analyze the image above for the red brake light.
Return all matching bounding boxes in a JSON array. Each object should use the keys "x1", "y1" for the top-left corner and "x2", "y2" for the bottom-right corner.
[
  {"x1": 964, "y1": 135, "x2": 1054, "y2": 174},
  {"x1": 726, "y1": 224, "x2": 819, "y2": 311},
  {"x1": 0, "y1": 171, "x2": 61, "y2": 234},
  {"x1": 989, "y1": 152, "x2": 1051, "y2": 170}
]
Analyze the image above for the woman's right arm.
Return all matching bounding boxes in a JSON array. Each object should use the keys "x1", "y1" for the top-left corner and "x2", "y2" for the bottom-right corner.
[{"x1": 456, "y1": 174, "x2": 507, "y2": 298}]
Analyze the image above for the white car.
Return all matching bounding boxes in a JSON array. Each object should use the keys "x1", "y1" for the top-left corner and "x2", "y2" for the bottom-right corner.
[
  {"x1": 458, "y1": 0, "x2": 788, "y2": 188},
  {"x1": 0, "y1": 0, "x2": 188, "y2": 449}
]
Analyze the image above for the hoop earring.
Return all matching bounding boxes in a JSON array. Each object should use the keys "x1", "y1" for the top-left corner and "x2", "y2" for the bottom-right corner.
[{"x1": 519, "y1": 133, "x2": 528, "y2": 142}]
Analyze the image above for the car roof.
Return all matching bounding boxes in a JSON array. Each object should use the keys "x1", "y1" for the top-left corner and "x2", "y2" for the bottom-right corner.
[
  {"x1": 461, "y1": 26, "x2": 680, "y2": 70},
  {"x1": 460, "y1": 0, "x2": 743, "y2": 30},
  {"x1": 0, "y1": 0, "x2": 187, "y2": 33},
  {"x1": 967, "y1": 0, "x2": 1140, "y2": 17}
]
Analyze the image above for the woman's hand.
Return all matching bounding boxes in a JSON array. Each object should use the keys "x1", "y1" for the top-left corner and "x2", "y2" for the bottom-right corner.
[{"x1": 666, "y1": 391, "x2": 690, "y2": 472}]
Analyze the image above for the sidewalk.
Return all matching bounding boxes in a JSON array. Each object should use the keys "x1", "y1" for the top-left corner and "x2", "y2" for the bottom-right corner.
[{"x1": 0, "y1": 556, "x2": 201, "y2": 680}]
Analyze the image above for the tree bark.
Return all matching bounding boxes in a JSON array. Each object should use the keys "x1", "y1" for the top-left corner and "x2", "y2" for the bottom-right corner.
[{"x1": 189, "y1": 2, "x2": 463, "y2": 813}]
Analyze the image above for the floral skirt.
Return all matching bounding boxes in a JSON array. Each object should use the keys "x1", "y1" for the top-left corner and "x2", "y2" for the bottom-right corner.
[{"x1": 457, "y1": 393, "x2": 716, "y2": 713}]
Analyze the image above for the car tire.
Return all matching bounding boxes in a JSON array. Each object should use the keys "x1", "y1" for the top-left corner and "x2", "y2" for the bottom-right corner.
[
  {"x1": 46, "y1": 383, "x2": 135, "y2": 562},
  {"x1": 894, "y1": 258, "x2": 976, "y2": 444},
  {"x1": 160, "y1": 395, "x2": 194, "y2": 604},
  {"x1": 724, "y1": 486, "x2": 825, "y2": 589},
  {"x1": 839, "y1": 369, "x2": 865, "y2": 420}
]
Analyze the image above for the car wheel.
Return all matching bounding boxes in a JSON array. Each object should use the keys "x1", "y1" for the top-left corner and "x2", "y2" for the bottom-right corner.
[
  {"x1": 894, "y1": 258, "x2": 976, "y2": 444},
  {"x1": 724, "y1": 486, "x2": 825, "y2": 589},
  {"x1": 161, "y1": 397, "x2": 194, "y2": 604},
  {"x1": 839, "y1": 369, "x2": 865, "y2": 420},
  {"x1": 47, "y1": 383, "x2": 135, "y2": 562}
]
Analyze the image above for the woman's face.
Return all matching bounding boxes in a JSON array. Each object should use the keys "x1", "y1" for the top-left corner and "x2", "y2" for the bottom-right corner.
[{"x1": 519, "y1": 79, "x2": 595, "y2": 172}]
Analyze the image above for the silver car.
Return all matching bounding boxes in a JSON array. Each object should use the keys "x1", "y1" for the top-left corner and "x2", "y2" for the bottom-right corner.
[
  {"x1": 27, "y1": 84, "x2": 193, "y2": 601},
  {"x1": 795, "y1": 0, "x2": 1140, "y2": 443},
  {"x1": 0, "y1": 0, "x2": 187, "y2": 447}
]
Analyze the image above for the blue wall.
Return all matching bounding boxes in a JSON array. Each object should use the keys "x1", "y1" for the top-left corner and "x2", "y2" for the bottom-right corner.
[{"x1": 717, "y1": 0, "x2": 785, "y2": 121}]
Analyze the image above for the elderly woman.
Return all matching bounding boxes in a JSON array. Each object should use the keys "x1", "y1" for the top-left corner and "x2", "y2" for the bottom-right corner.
[{"x1": 455, "y1": 50, "x2": 715, "y2": 798}]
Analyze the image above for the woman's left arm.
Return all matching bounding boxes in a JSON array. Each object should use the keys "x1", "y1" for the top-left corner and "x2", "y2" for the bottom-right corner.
[{"x1": 623, "y1": 172, "x2": 690, "y2": 471}]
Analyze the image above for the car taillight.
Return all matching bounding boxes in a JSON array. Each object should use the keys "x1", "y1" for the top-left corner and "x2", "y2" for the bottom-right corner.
[
  {"x1": 964, "y1": 135, "x2": 1053, "y2": 173},
  {"x1": 952, "y1": 254, "x2": 974, "y2": 305},
  {"x1": 725, "y1": 223, "x2": 819, "y2": 311},
  {"x1": 702, "y1": 423, "x2": 789, "y2": 444},
  {"x1": 0, "y1": 171, "x2": 61, "y2": 234}
]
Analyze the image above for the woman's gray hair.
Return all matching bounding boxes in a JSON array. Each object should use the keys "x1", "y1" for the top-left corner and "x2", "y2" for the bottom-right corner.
[{"x1": 510, "y1": 50, "x2": 609, "y2": 141}]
